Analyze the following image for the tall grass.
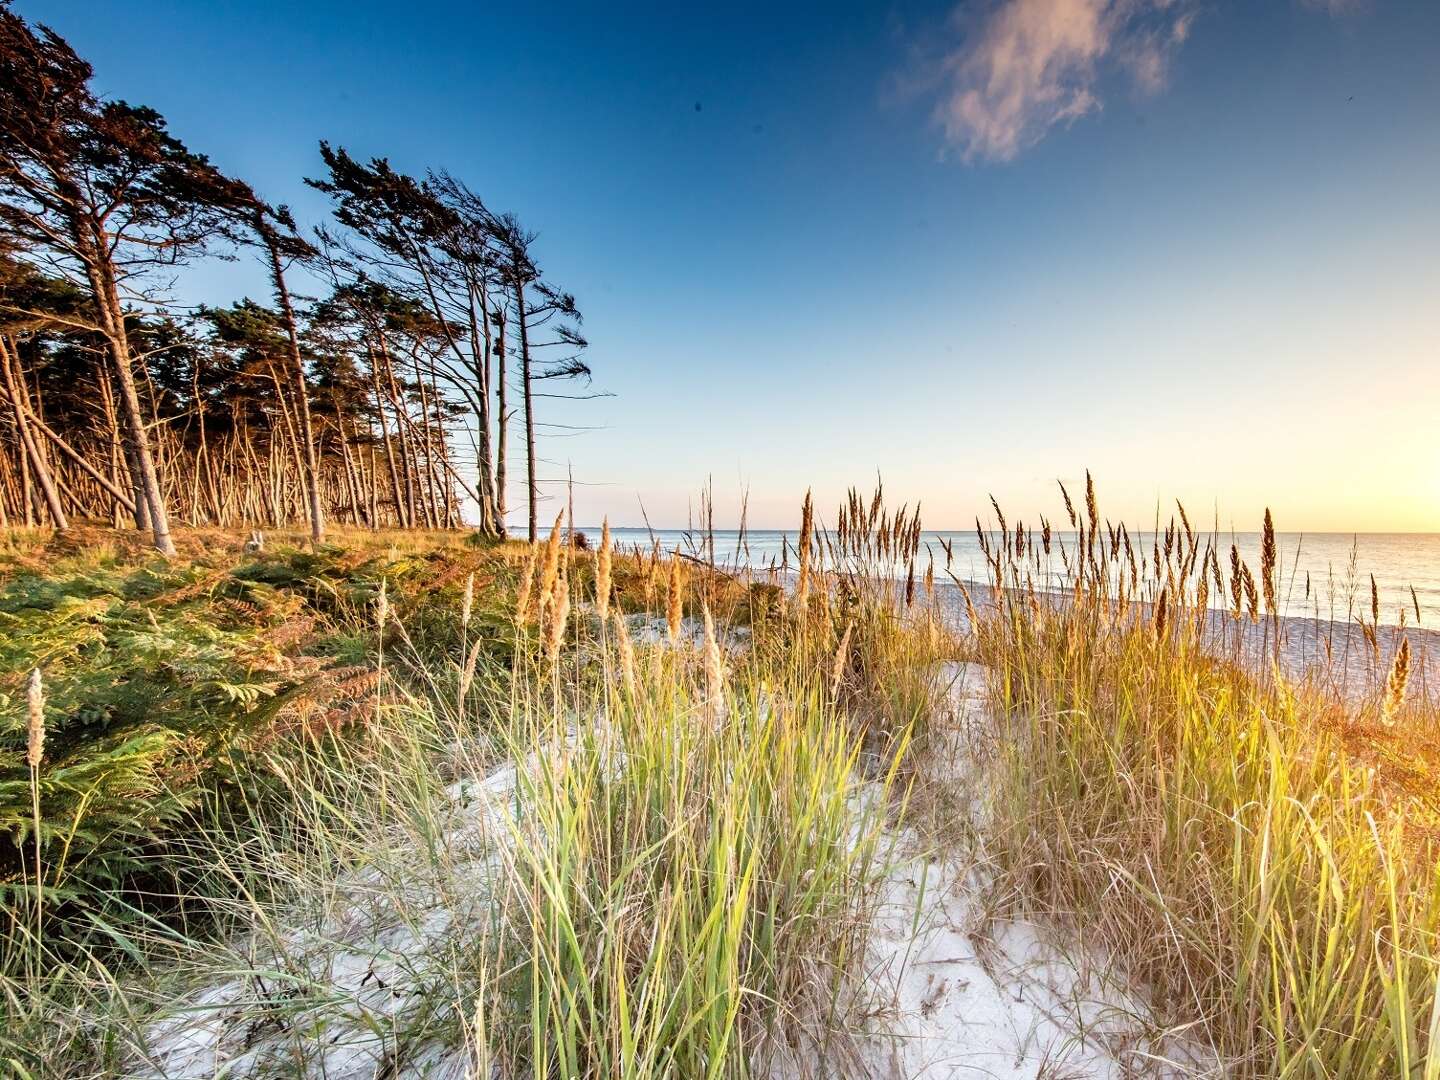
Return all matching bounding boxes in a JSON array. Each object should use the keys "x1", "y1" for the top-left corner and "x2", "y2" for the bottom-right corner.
[
  {"x1": 0, "y1": 498, "x2": 937, "y2": 1078},
  {"x1": 13, "y1": 480, "x2": 1432, "y2": 1077},
  {"x1": 969, "y1": 484, "x2": 1440, "y2": 1076}
]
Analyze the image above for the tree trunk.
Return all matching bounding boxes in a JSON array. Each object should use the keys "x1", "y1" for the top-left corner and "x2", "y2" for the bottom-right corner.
[
  {"x1": 0, "y1": 337, "x2": 68, "y2": 531},
  {"x1": 468, "y1": 280, "x2": 499, "y2": 538},
  {"x1": 494, "y1": 308, "x2": 508, "y2": 534},
  {"x1": 81, "y1": 240, "x2": 175, "y2": 554},
  {"x1": 265, "y1": 233, "x2": 325, "y2": 543},
  {"x1": 512, "y1": 275, "x2": 537, "y2": 543},
  {"x1": 369, "y1": 342, "x2": 407, "y2": 527}
]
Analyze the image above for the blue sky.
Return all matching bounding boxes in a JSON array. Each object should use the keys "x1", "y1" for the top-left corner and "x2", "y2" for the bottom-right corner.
[{"x1": 22, "y1": 1, "x2": 1440, "y2": 531}]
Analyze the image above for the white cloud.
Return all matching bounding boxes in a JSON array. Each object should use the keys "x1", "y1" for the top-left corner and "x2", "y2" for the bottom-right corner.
[{"x1": 932, "y1": 0, "x2": 1197, "y2": 163}]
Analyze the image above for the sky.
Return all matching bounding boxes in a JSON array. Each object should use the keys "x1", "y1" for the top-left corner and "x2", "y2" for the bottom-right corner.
[{"x1": 20, "y1": 0, "x2": 1440, "y2": 532}]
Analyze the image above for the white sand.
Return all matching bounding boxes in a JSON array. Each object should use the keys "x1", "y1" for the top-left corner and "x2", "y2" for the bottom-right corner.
[
  {"x1": 133, "y1": 764, "x2": 522, "y2": 1079},
  {"x1": 771, "y1": 662, "x2": 1211, "y2": 1080}
]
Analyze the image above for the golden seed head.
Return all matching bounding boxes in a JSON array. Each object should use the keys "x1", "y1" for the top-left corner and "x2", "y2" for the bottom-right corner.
[
  {"x1": 831, "y1": 621, "x2": 853, "y2": 697},
  {"x1": 544, "y1": 576, "x2": 570, "y2": 661},
  {"x1": 1383, "y1": 636, "x2": 1411, "y2": 725},
  {"x1": 26, "y1": 667, "x2": 45, "y2": 770},
  {"x1": 537, "y1": 510, "x2": 565, "y2": 621},
  {"x1": 1261, "y1": 508, "x2": 1277, "y2": 614},
  {"x1": 515, "y1": 548, "x2": 538, "y2": 626},
  {"x1": 613, "y1": 610, "x2": 637, "y2": 698},
  {"x1": 667, "y1": 553, "x2": 684, "y2": 644},
  {"x1": 701, "y1": 602, "x2": 726, "y2": 715},
  {"x1": 795, "y1": 490, "x2": 814, "y2": 614},
  {"x1": 596, "y1": 518, "x2": 612, "y2": 622},
  {"x1": 460, "y1": 572, "x2": 475, "y2": 629},
  {"x1": 376, "y1": 578, "x2": 389, "y2": 629}
]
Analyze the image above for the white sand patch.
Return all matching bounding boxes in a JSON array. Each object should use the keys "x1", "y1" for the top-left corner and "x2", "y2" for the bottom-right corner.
[
  {"x1": 772, "y1": 662, "x2": 1212, "y2": 1079},
  {"x1": 130, "y1": 761, "x2": 525, "y2": 1079},
  {"x1": 627, "y1": 611, "x2": 751, "y2": 652}
]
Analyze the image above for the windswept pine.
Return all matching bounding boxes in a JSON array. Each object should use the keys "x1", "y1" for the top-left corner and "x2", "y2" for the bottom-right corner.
[{"x1": 0, "y1": 8, "x2": 593, "y2": 546}]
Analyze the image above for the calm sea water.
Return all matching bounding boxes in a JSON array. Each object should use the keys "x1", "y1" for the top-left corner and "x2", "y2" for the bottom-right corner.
[{"x1": 599, "y1": 528, "x2": 1440, "y2": 629}]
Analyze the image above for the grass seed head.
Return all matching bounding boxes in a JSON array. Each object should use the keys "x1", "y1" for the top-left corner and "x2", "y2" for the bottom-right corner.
[
  {"x1": 537, "y1": 510, "x2": 566, "y2": 621},
  {"x1": 1261, "y1": 508, "x2": 1277, "y2": 615},
  {"x1": 702, "y1": 602, "x2": 726, "y2": 715},
  {"x1": 544, "y1": 576, "x2": 570, "y2": 661},
  {"x1": 515, "y1": 547, "x2": 538, "y2": 626},
  {"x1": 596, "y1": 518, "x2": 612, "y2": 621},
  {"x1": 613, "y1": 610, "x2": 637, "y2": 698},
  {"x1": 461, "y1": 572, "x2": 475, "y2": 630},
  {"x1": 26, "y1": 667, "x2": 44, "y2": 770},
  {"x1": 667, "y1": 552, "x2": 684, "y2": 644},
  {"x1": 1382, "y1": 636, "x2": 1411, "y2": 725},
  {"x1": 831, "y1": 621, "x2": 853, "y2": 697}
]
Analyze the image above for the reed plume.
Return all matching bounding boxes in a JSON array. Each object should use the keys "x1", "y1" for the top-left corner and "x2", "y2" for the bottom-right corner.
[
  {"x1": 544, "y1": 576, "x2": 570, "y2": 662},
  {"x1": 701, "y1": 602, "x2": 726, "y2": 720},
  {"x1": 1382, "y1": 636, "x2": 1411, "y2": 725},
  {"x1": 1261, "y1": 508, "x2": 1277, "y2": 617},
  {"x1": 596, "y1": 518, "x2": 612, "y2": 621},
  {"x1": 667, "y1": 552, "x2": 684, "y2": 645},
  {"x1": 460, "y1": 572, "x2": 475, "y2": 631},
  {"x1": 1085, "y1": 470, "x2": 1099, "y2": 561},
  {"x1": 26, "y1": 667, "x2": 45, "y2": 770},
  {"x1": 613, "y1": 610, "x2": 637, "y2": 698},
  {"x1": 796, "y1": 490, "x2": 814, "y2": 615},
  {"x1": 1058, "y1": 479, "x2": 1077, "y2": 527},
  {"x1": 1177, "y1": 500, "x2": 1194, "y2": 548},
  {"x1": 27, "y1": 666, "x2": 45, "y2": 922},
  {"x1": 458, "y1": 636, "x2": 485, "y2": 714},
  {"x1": 537, "y1": 510, "x2": 565, "y2": 622},
  {"x1": 831, "y1": 621, "x2": 853, "y2": 698},
  {"x1": 376, "y1": 577, "x2": 389, "y2": 629},
  {"x1": 1229, "y1": 545, "x2": 1243, "y2": 619},
  {"x1": 958, "y1": 581, "x2": 979, "y2": 630},
  {"x1": 515, "y1": 548, "x2": 538, "y2": 626}
]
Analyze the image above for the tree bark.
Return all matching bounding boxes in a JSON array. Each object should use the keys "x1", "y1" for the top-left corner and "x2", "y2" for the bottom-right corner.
[
  {"x1": 494, "y1": 308, "x2": 508, "y2": 534},
  {"x1": 512, "y1": 275, "x2": 537, "y2": 542},
  {"x1": 79, "y1": 232, "x2": 175, "y2": 554},
  {"x1": 0, "y1": 337, "x2": 68, "y2": 531},
  {"x1": 264, "y1": 233, "x2": 325, "y2": 543}
]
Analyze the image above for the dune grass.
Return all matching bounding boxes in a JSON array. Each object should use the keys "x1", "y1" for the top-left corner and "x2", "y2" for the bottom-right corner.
[
  {"x1": 0, "y1": 506, "x2": 942, "y2": 1078},
  {"x1": 968, "y1": 482, "x2": 1440, "y2": 1077},
  {"x1": 5, "y1": 484, "x2": 1440, "y2": 1077}
]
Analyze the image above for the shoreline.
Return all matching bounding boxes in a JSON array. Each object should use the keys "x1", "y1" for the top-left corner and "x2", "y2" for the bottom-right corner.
[{"x1": 740, "y1": 561, "x2": 1437, "y2": 702}]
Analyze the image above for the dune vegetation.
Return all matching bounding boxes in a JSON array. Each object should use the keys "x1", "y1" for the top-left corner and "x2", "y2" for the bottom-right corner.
[{"x1": 1, "y1": 481, "x2": 1437, "y2": 1078}]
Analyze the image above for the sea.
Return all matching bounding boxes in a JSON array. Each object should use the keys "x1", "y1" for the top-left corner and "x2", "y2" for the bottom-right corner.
[{"x1": 597, "y1": 528, "x2": 1440, "y2": 631}]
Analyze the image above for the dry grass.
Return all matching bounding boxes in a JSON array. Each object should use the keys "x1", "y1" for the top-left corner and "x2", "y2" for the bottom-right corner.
[
  {"x1": 965, "y1": 482, "x2": 1440, "y2": 1077},
  {"x1": 6, "y1": 480, "x2": 1439, "y2": 1077},
  {"x1": 0, "y1": 496, "x2": 945, "y2": 1078}
]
